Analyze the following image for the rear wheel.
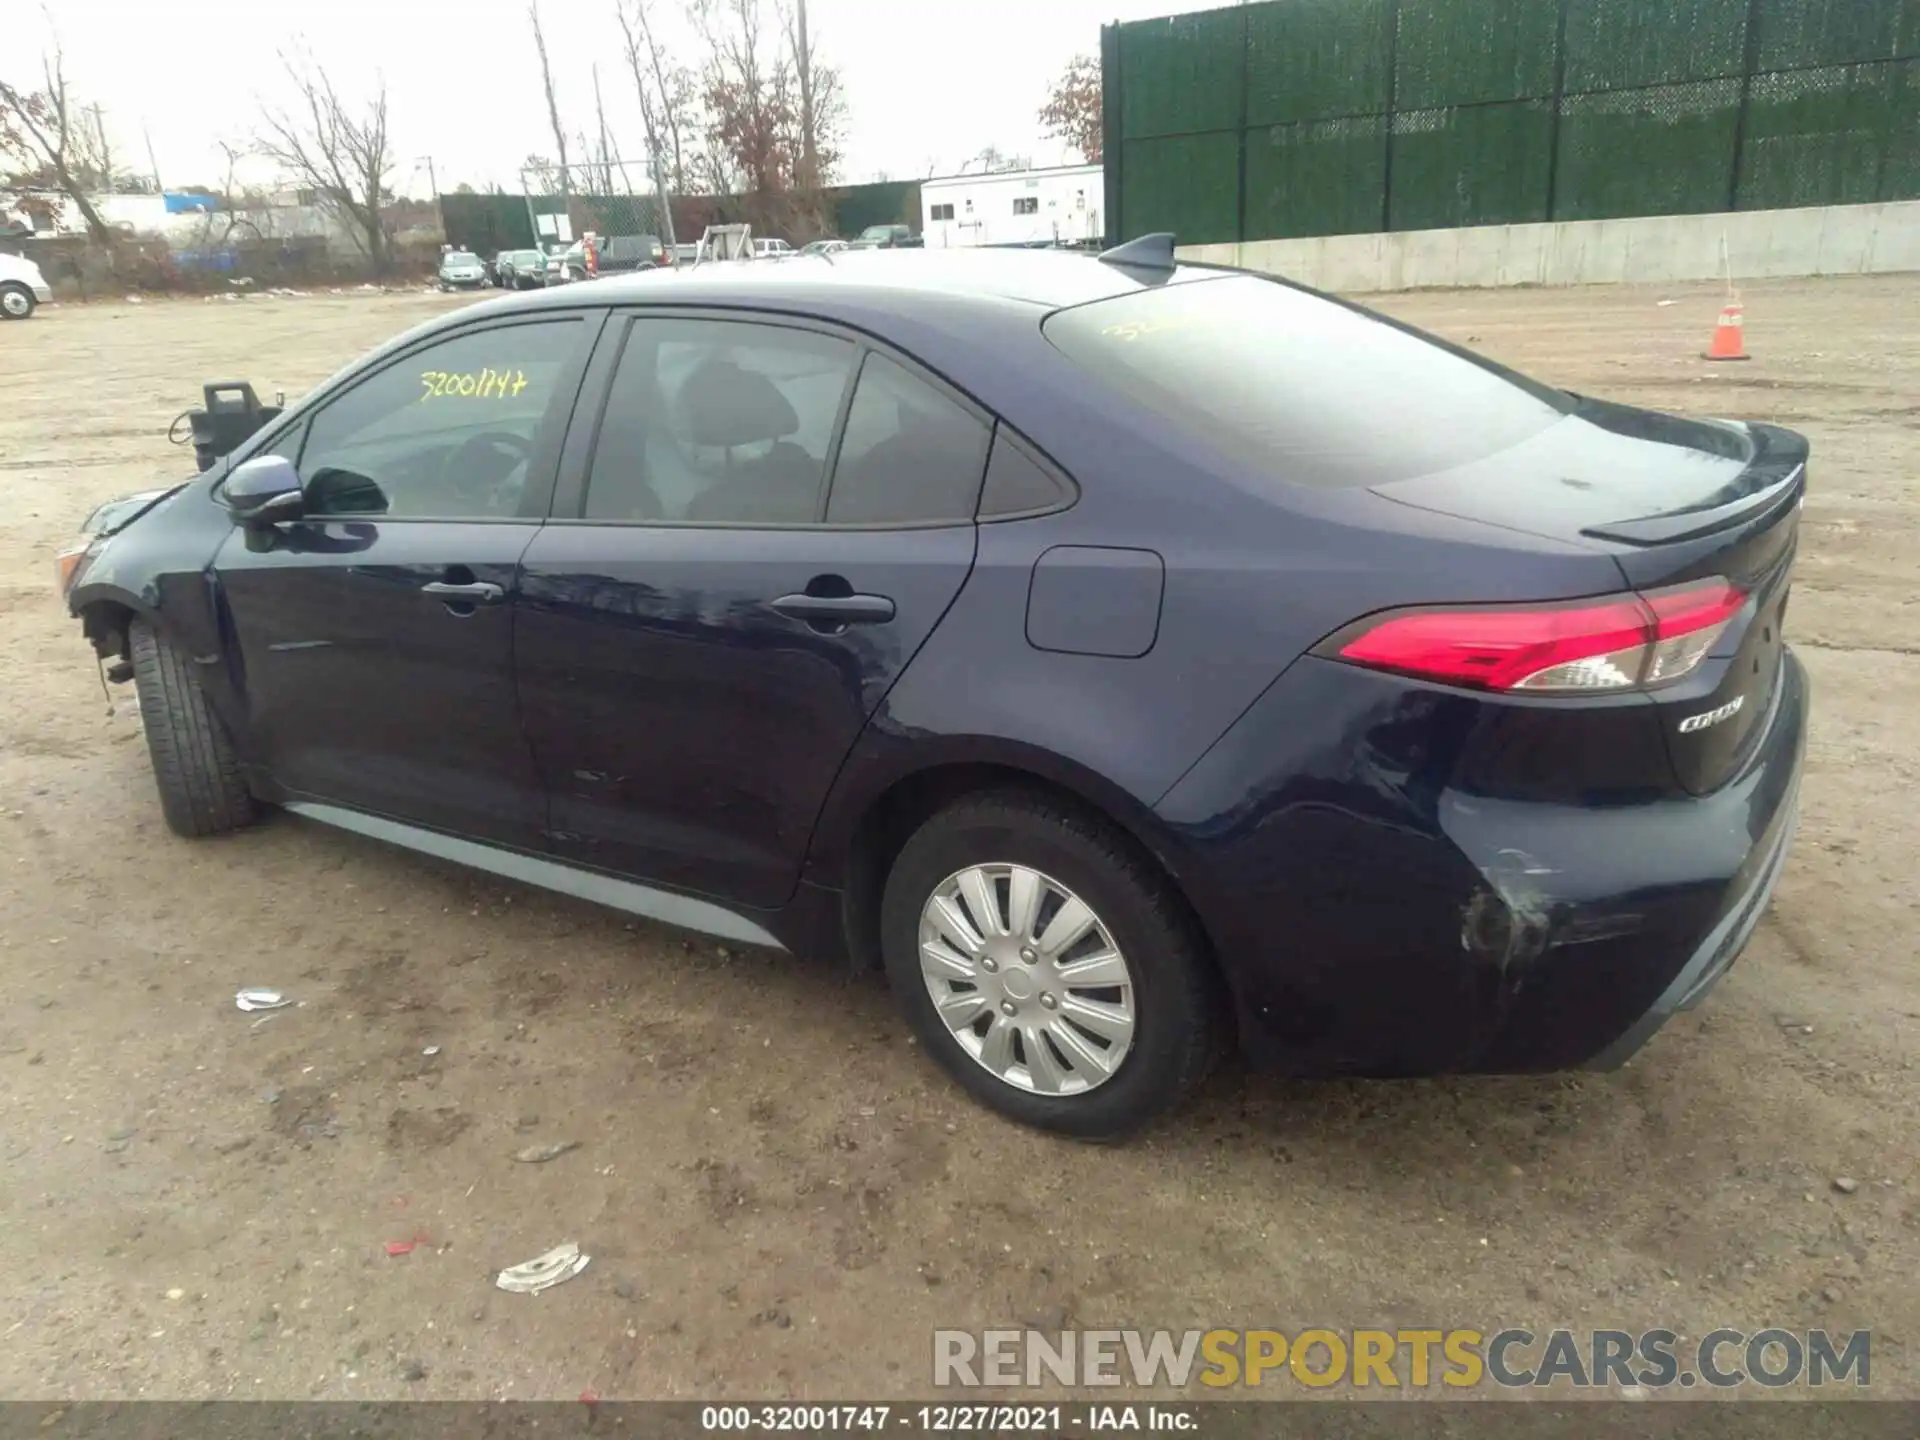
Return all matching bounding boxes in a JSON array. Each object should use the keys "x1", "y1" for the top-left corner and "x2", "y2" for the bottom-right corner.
[
  {"x1": 880, "y1": 791, "x2": 1218, "y2": 1140},
  {"x1": 128, "y1": 620, "x2": 256, "y2": 837},
  {"x1": 0, "y1": 283, "x2": 35, "y2": 320}
]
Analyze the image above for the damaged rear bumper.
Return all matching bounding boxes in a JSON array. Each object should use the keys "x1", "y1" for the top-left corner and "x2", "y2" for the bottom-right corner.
[
  {"x1": 1451, "y1": 647, "x2": 1806, "y2": 1072},
  {"x1": 1156, "y1": 649, "x2": 1809, "y2": 1077}
]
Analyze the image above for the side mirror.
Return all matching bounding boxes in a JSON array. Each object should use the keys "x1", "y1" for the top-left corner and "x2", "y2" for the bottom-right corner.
[{"x1": 225, "y1": 454, "x2": 304, "y2": 525}]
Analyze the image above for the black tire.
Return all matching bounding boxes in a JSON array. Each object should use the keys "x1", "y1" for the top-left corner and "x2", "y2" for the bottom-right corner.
[
  {"x1": 0, "y1": 282, "x2": 35, "y2": 320},
  {"x1": 128, "y1": 620, "x2": 256, "y2": 837},
  {"x1": 880, "y1": 790, "x2": 1219, "y2": 1140}
]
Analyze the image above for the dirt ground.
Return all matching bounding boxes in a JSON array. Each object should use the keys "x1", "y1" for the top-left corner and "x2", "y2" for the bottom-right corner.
[{"x1": 0, "y1": 274, "x2": 1914, "y2": 1404}]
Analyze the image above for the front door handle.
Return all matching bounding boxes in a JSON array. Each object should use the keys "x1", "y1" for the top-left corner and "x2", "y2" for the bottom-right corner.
[
  {"x1": 770, "y1": 592, "x2": 896, "y2": 626},
  {"x1": 421, "y1": 580, "x2": 504, "y2": 604}
]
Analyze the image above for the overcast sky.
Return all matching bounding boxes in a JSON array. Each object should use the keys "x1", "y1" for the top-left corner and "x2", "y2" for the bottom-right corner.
[{"x1": 16, "y1": 0, "x2": 1181, "y2": 197}]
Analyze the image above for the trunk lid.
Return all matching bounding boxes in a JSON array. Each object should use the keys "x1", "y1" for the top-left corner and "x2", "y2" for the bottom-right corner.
[{"x1": 1374, "y1": 399, "x2": 1806, "y2": 796}]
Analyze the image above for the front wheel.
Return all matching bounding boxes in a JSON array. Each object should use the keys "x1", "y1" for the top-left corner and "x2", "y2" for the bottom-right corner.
[
  {"x1": 881, "y1": 792, "x2": 1219, "y2": 1140},
  {"x1": 128, "y1": 620, "x2": 256, "y2": 837},
  {"x1": 0, "y1": 283, "x2": 36, "y2": 320}
]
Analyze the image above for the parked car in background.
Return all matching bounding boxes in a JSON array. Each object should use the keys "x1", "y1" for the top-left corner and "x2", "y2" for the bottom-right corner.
[
  {"x1": 564, "y1": 234, "x2": 668, "y2": 280},
  {"x1": 754, "y1": 237, "x2": 796, "y2": 259},
  {"x1": 800, "y1": 239, "x2": 850, "y2": 257},
  {"x1": 0, "y1": 251, "x2": 53, "y2": 319},
  {"x1": 858, "y1": 224, "x2": 922, "y2": 249},
  {"x1": 542, "y1": 248, "x2": 571, "y2": 285},
  {"x1": 436, "y1": 250, "x2": 488, "y2": 291},
  {"x1": 55, "y1": 244, "x2": 1809, "y2": 1139},
  {"x1": 494, "y1": 249, "x2": 549, "y2": 290}
]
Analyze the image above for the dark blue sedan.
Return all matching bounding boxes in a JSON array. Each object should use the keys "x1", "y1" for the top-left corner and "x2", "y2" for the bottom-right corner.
[{"x1": 60, "y1": 243, "x2": 1808, "y2": 1137}]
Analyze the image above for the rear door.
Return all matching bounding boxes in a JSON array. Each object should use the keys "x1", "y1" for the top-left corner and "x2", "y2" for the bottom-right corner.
[
  {"x1": 213, "y1": 313, "x2": 599, "y2": 848},
  {"x1": 515, "y1": 311, "x2": 990, "y2": 908}
]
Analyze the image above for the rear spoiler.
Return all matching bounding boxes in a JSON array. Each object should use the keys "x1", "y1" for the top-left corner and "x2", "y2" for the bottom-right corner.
[
  {"x1": 1580, "y1": 422, "x2": 1808, "y2": 546},
  {"x1": 1582, "y1": 465, "x2": 1804, "y2": 546}
]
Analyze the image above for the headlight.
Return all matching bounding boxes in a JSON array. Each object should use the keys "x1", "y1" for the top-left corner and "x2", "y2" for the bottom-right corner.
[{"x1": 56, "y1": 537, "x2": 100, "y2": 596}]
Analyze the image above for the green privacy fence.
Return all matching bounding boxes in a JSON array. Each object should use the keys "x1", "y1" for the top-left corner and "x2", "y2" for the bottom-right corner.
[{"x1": 1100, "y1": 0, "x2": 1920, "y2": 245}]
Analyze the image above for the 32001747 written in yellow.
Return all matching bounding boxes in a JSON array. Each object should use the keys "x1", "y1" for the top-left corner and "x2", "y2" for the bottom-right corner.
[{"x1": 418, "y1": 368, "x2": 531, "y2": 401}]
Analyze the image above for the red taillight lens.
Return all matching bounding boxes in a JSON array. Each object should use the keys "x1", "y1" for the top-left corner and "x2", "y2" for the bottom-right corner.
[{"x1": 1331, "y1": 580, "x2": 1746, "y2": 694}]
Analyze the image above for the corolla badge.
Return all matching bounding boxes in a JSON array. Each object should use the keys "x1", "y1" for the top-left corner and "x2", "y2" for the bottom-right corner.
[{"x1": 1678, "y1": 695, "x2": 1745, "y2": 734}]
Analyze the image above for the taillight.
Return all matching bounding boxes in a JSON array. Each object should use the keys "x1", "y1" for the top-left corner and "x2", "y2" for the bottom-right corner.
[
  {"x1": 1327, "y1": 579, "x2": 1747, "y2": 695},
  {"x1": 1640, "y1": 579, "x2": 1744, "y2": 683}
]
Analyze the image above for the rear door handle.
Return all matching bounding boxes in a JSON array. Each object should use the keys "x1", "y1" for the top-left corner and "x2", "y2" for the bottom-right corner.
[
  {"x1": 421, "y1": 580, "x2": 504, "y2": 604},
  {"x1": 770, "y1": 593, "x2": 896, "y2": 625}
]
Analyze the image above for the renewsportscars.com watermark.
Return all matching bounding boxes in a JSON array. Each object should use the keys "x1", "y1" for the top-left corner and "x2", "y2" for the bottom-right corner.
[{"x1": 933, "y1": 1328, "x2": 1871, "y2": 1390}]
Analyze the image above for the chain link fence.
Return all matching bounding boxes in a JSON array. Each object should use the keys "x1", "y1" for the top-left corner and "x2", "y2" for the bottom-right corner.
[
  {"x1": 1103, "y1": 0, "x2": 1920, "y2": 245},
  {"x1": 438, "y1": 158, "x2": 680, "y2": 264}
]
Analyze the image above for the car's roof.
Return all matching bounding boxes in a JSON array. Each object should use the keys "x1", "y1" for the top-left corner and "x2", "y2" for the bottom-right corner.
[{"x1": 497, "y1": 247, "x2": 1219, "y2": 321}]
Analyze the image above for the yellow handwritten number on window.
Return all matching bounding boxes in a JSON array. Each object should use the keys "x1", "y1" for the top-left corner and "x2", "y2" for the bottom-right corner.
[
  {"x1": 418, "y1": 368, "x2": 531, "y2": 401},
  {"x1": 1101, "y1": 320, "x2": 1182, "y2": 343}
]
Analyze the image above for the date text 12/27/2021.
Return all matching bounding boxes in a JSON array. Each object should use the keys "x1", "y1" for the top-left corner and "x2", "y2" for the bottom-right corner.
[{"x1": 699, "y1": 1404, "x2": 1198, "y2": 1432}]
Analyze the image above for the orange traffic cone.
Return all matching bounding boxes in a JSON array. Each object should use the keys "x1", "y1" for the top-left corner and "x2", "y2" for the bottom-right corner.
[{"x1": 1703, "y1": 302, "x2": 1749, "y2": 361}]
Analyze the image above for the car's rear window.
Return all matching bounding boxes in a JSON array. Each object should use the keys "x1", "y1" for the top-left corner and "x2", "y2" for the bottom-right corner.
[{"x1": 1041, "y1": 275, "x2": 1575, "y2": 489}]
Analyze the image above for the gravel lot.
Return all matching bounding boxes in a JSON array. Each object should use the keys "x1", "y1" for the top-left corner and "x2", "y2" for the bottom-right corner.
[{"x1": 0, "y1": 275, "x2": 1914, "y2": 1402}]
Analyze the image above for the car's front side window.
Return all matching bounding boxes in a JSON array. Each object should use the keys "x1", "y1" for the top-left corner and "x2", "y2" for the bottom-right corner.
[
  {"x1": 298, "y1": 320, "x2": 584, "y2": 520},
  {"x1": 583, "y1": 318, "x2": 857, "y2": 524}
]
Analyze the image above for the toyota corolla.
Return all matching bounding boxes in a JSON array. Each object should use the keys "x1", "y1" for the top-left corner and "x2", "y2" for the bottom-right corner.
[{"x1": 58, "y1": 240, "x2": 1807, "y2": 1138}]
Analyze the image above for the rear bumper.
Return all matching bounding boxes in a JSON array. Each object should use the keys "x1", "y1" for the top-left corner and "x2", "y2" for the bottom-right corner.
[
  {"x1": 1154, "y1": 648, "x2": 1809, "y2": 1076},
  {"x1": 1583, "y1": 751, "x2": 1800, "y2": 1069}
]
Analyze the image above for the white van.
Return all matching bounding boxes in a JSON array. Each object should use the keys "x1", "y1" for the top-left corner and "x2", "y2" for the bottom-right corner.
[{"x1": 0, "y1": 252, "x2": 53, "y2": 319}]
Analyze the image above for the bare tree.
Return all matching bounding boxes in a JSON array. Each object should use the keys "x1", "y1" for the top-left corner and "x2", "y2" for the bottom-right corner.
[
  {"x1": 615, "y1": 0, "x2": 698, "y2": 194},
  {"x1": 696, "y1": 0, "x2": 788, "y2": 197},
  {"x1": 785, "y1": 0, "x2": 815, "y2": 192},
  {"x1": 193, "y1": 140, "x2": 260, "y2": 250},
  {"x1": 778, "y1": 0, "x2": 844, "y2": 194},
  {"x1": 0, "y1": 44, "x2": 115, "y2": 241},
  {"x1": 256, "y1": 53, "x2": 396, "y2": 273},
  {"x1": 528, "y1": 1, "x2": 571, "y2": 196},
  {"x1": 592, "y1": 65, "x2": 630, "y2": 194}
]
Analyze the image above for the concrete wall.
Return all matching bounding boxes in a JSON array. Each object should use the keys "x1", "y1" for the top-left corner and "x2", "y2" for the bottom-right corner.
[{"x1": 1179, "y1": 201, "x2": 1920, "y2": 292}]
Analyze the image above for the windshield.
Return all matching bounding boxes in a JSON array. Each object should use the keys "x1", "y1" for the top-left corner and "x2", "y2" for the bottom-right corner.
[
  {"x1": 446, "y1": 252, "x2": 479, "y2": 265},
  {"x1": 1042, "y1": 275, "x2": 1575, "y2": 490}
]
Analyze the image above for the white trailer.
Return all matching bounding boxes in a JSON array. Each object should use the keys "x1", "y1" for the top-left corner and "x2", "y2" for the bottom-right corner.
[{"x1": 920, "y1": 164, "x2": 1103, "y2": 249}]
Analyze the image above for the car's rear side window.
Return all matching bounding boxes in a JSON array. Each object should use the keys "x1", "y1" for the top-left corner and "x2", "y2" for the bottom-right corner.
[
  {"x1": 825, "y1": 353, "x2": 990, "y2": 525},
  {"x1": 1041, "y1": 275, "x2": 1575, "y2": 489},
  {"x1": 584, "y1": 318, "x2": 857, "y2": 524}
]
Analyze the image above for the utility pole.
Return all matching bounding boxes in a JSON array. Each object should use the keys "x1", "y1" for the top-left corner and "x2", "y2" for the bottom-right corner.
[
  {"x1": 423, "y1": 155, "x2": 439, "y2": 197},
  {"x1": 591, "y1": 65, "x2": 610, "y2": 194},
  {"x1": 89, "y1": 103, "x2": 112, "y2": 190},
  {"x1": 142, "y1": 122, "x2": 163, "y2": 194},
  {"x1": 651, "y1": 149, "x2": 676, "y2": 250},
  {"x1": 796, "y1": 0, "x2": 815, "y2": 192}
]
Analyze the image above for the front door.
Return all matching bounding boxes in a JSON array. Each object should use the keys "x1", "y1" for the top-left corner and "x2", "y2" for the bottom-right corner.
[
  {"x1": 515, "y1": 313, "x2": 993, "y2": 909},
  {"x1": 214, "y1": 313, "x2": 597, "y2": 849}
]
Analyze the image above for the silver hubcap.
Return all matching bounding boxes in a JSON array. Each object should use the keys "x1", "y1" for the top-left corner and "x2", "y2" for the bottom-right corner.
[
  {"x1": 918, "y1": 864, "x2": 1136, "y2": 1096},
  {"x1": 1, "y1": 290, "x2": 28, "y2": 316}
]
